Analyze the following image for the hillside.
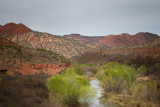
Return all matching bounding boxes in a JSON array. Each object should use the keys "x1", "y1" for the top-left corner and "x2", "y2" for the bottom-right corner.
[
  {"x1": 0, "y1": 38, "x2": 70, "y2": 75},
  {"x1": 64, "y1": 33, "x2": 159, "y2": 47},
  {"x1": 100, "y1": 32, "x2": 159, "y2": 47},
  {"x1": 0, "y1": 23, "x2": 105, "y2": 59},
  {"x1": 71, "y1": 39, "x2": 160, "y2": 76},
  {"x1": 141, "y1": 38, "x2": 160, "y2": 48}
]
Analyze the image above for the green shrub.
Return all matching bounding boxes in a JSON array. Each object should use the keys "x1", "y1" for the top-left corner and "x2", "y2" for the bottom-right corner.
[
  {"x1": 97, "y1": 62, "x2": 160, "y2": 105},
  {"x1": 98, "y1": 62, "x2": 138, "y2": 93},
  {"x1": 46, "y1": 71, "x2": 96, "y2": 105},
  {"x1": 137, "y1": 65, "x2": 148, "y2": 75},
  {"x1": 89, "y1": 63, "x2": 94, "y2": 67},
  {"x1": 65, "y1": 67, "x2": 83, "y2": 75}
]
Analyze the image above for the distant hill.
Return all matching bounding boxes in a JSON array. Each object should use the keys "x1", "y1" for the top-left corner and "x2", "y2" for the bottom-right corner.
[
  {"x1": 64, "y1": 33, "x2": 159, "y2": 47},
  {"x1": 100, "y1": 33, "x2": 159, "y2": 47},
  {"x1": 64, "y1": 34, "x2": 104, "y2": 42}
]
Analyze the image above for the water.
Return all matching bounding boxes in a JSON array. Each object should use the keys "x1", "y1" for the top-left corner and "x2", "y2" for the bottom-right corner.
[{"x1": 89, "y1": 79, "x2": 117, "y2": 107}]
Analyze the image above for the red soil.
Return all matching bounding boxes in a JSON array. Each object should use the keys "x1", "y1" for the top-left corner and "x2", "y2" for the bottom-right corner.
[{"x1": 0, "y1": 59, "x2": 71, "y2": 75}]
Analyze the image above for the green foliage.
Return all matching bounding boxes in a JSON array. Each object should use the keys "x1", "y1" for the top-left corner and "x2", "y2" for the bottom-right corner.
[
  {"x1": 97, "y1": 62, "x2": 160, "y2": 105},
  {"x1": 97, "y1": 62, "x2": 138, "y2": 93},
  {"x1": 89, "y1": 63, "x2": 94, "y2": 67},
  {"x1": 81, "y1": 64, "x2": 87, "y2": 66},
  {"x1": 65, "y1": 67, "x2": 83, "y2": 75},
  {"x1": 46, "y1": 70, "x2": 96, "y2": 105},
  {"x1": 72, "y1": 63, "x2": 88, "y2": 67},
  {"x1": 137, "y1": 65, "x2": 148, "y2": 75}
]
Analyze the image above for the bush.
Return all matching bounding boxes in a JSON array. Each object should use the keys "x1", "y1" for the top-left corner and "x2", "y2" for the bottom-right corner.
[
  {"x1": 46, "y1": 70, "x2": 96, "y2": 106},
  {"x1": 137, "y1": 65, "x2": 148, "y2": 75},
  {"x1": 97, "y1": 62, "x2": 138, "y2": 93},
  {"x1": 65, "y1": 67, "x2": 83, "y2": 75}
]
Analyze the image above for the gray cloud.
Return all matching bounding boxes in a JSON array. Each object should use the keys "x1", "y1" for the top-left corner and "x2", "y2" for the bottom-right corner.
[{"x1": 0, "y1": 0, "x2": 160, "y2": 36}]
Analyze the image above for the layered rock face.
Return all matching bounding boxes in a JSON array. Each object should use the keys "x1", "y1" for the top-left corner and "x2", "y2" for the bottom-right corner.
[
  {"x1": 0, "y1": 22, "x2": 31, "y2": 35},
  {"x1": 3, "y1": 31, "x2": 102, "y2": 58},
  {"x1": 64, "y1": 33, "x2": 159, "y2": 47},
  {"x1": 0, "y1": 23, "x2": 104, "y2": 59}
]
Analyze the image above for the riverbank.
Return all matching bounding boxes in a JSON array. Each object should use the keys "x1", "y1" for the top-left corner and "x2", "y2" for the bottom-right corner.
[{"x1": 96, "y1": 62, "x2": 160, "y2": 107}]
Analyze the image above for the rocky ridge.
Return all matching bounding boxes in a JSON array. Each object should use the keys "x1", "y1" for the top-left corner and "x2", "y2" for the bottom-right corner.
[
  {"x1": 64, "y1": 33, "x2": 159, "y2": 47},
  {"x1": 0, "y1": 23, "x2": 106, "y2": 59}
]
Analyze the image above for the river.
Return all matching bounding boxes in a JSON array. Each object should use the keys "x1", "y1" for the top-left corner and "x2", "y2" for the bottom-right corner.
[{"x1": 88, "y1": 79, "x2": 117, "y2": 107}]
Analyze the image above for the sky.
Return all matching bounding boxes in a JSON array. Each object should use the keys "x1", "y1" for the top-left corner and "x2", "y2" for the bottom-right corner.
[{"x1": 0, "y1": 0, "x2": 160, "y2": 36}]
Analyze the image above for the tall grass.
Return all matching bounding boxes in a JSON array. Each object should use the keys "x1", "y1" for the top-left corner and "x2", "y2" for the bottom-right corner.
[{"x1": 46, "y1": 67, "x2": 96, "y2": 106}]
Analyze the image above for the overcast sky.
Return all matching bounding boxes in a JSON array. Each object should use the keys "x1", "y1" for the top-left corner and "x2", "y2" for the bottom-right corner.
[{"x1": 0, "y1": 0, "x2": 160, "y2": 36}]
